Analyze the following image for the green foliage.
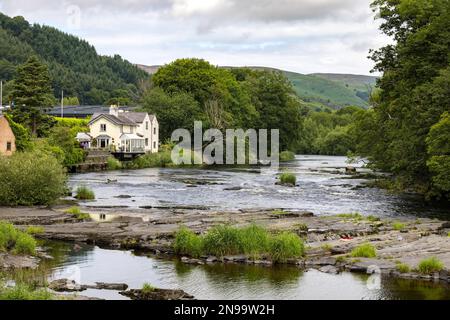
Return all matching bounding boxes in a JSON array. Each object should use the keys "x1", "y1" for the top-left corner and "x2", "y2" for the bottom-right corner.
[
  {"x1": 0, "y1": 221, "x2": 36, "y2": 255},
  {"x1": 202, "y1": 225, "x2": 244, "y2": 257},
  {"x1": 392, "y1": 222, "x2": 406, "y2": 231},
  {"x1": 0, "y1": 283, "x2": 54, "y2": 300},
  {"x1": 25, "y1": 226, "x2": 44, "y2": 235},
  {"x1": 0, "y1": 151, "x2": 67, "y2": 206},
  {"x1": 279, "y1": 151, "x2": 295, "y2": 162},
  {"x1": 268, "y1": 232, "x2": 305, "y2": 263},
  {"x1": 336, "y1": 213, "x2": 363, "y2": 220},
  {"x1": 107, "y1": 157, "x2": 122, "y2": 170},
  {"x1": 350, "y1": 243, "x2": 377, "y2": 258},
  {"x1": 396, "y1": 263, "x2": 411, "y2": 274},
  {"x1": 417, "y1": 257, "x2": 444, "y2": 274},
  {"x1": 173, "y1": 227, "x2": 203, "y2": 258},
  {"x1": 47, "y1": 126, "x2": 85, "y2": 167},
  {"x1": 279, "y1": 173, "x2": 296, "y2": 186},
  {"x1": 65, "y1": 207, "x2": 90, "y2": 221},
  {"x1": 124, "y1": 150, "x2": 173, "y2": 169},
  {"x1": 74, "y1": 186, "x2": 95, "y2": 200},
  {"x1": 2, "y1": 114, "x2": 32, "y2": 151},
  {"x1": 352, "y1": 0, "x2": 450, "y2": 199},
  {"x1": 239, "y1": 225, "x2": 270, "y2": 259},
  {"x1": 141, "y1": 283, "x2": 155, "y2": 294}
]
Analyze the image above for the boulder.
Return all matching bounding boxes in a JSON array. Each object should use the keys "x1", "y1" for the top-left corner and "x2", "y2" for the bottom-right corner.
[
  {"x1": 319, "y1": 265, "x2": 339, "y2": 274},
  {"x1": 119, "y1": 288, "x2": 195, "y2": 300},
  {"x1": 345, "y1": 166, "x2": 357, "y2": 174},
  {"x1": 49, "y1": 279, "x2": 85, "y2": 292}
]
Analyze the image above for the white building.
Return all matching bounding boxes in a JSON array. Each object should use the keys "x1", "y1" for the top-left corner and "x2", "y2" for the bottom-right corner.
[{"x1": 87, "y1": 106, "x2": 159, "y2": 154}]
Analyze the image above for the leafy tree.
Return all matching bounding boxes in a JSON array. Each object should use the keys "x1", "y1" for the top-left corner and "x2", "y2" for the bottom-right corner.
[
  {"x1": 2, "y1": 113, "x2": 32, "y2": 151},
  {"x1": 47, "y1": 126, "x2": 85, "y2": 167},
  {"x1": 10, "y1": 56, "x2": 56, "y2": 135}
]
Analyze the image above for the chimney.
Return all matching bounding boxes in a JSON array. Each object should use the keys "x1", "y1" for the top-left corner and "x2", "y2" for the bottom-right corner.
[{"x1": 109, "y1": 105, "x2": 119, "y2": 117}]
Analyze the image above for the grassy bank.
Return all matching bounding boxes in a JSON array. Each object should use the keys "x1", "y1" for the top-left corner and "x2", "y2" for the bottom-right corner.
[
  {"x1": 173, "y1": 224, "x2": 305, "y2": 263},
  {"x1": 0, "y1": 221, "x2": 37, "y2": 255}
]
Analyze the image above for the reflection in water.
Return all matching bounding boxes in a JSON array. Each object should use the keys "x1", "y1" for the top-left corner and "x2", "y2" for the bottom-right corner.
[
  {"x1": 42, "y1": 243, "x2": 450, "y2": 300},
  {"x1": 69, "y1": 155, "x2": 450, "y2": 219}
]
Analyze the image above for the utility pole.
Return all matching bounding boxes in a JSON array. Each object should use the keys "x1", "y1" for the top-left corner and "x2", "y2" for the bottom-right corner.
[{"x1": 61, "y1": 90, "x2": 64, "y2": 118}]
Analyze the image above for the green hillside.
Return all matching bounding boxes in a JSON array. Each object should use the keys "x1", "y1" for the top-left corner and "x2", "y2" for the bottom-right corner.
[{"x1": 0, "y1": 13, "x2": 149, "y2": 105}]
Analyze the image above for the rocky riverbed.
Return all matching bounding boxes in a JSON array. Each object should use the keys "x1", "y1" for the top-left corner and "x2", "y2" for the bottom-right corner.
[{"x1": 1, "y1": 205, "x2": 449, "y2": 286}]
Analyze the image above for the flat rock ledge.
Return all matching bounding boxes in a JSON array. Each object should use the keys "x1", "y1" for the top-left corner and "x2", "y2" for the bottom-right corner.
[
  {"x1": 0, "y1": 253, "x2": 40, "y2": 270},
  {"x1": 48, "y1": 279, "x2": 129, "y2": 292},
  {"x1": 119, "y1": 288, "x2": 195, "y2": 300}
]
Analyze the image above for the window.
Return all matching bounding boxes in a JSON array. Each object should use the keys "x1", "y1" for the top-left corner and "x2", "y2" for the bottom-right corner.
[
  {"x1": 154, "y1": 127, "x2": 157, "y2": 135},
  {"x1": 153, "y1": 141, "x2": 156, "y2": 149},
  {"x1": 100, "y1": 124, "x2": 106, "y2": 132},
  {"x1": 145, "y1": 138, "x2": 149, "y2": 147},
  {"x1": 146, "y1": 122, "x2": 149, "y2": 130},
  {"x1": 6, "y1": 142, "x2": 12, "y2": 151}
]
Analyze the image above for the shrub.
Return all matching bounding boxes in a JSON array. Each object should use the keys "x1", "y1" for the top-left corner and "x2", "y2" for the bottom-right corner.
[
  {"x1": 417, "y1": 257, "x2": 444, "y2": 274},
  {"x1": 350, "y1": 243, "x2": 377, "y2": 258},
  {"x1": 279, "y1": 151, "x2": 295, "y2": 162},
  {"x1": 125, "y1": 150, "x2": 173, "y2": 169},
  {"x1": 107, "y1": 157, "x2": 122, "y2": 170},
  {"x1": 26, "y1": 226, "x2": 45, "y2": 235},
  {"x1": 65, "y1": 207, "x2": 90, "y2": 220},
  {"x1": 279, "y1": 173, "x2": 296, "y2": 186},
  {"x1": 173, "y1": 227, "x2": 203, "y2": 258},
  {"x1": 392, "y1": 222, "x2": 406, "y2": 231},
  {"x1": 268, "y1": 232, "x2": 305, "y2": 263},
  {"x1": 13, "y1": 233, "x2": 37, "y2": 255},
  {"x1": 0, "y1": 283, "x2": 53, "y2": 300},
  {"x1": 202, "y1": 225, "x2": 243, "y2": 257},
  {"x1": 0, "y1": 221, "x2": 36, "y2": 255},
  {"x1": 396, "y1": 263, "x2": 411, "y2": 273},
  {"x1": 141, "y1": 283, "x2": 155, "y2": 294},
  {"x1": 75, "y1": 186, "x2": 95, "y2": 200},
  {"x1": 239, "y1": 225, "x2": 270, "y2": 259},
  {"x1": 0, "y1": 151, "x2": 67, "y2": 206}
]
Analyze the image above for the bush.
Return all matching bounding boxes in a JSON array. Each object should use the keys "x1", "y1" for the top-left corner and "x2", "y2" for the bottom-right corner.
[
  {"x1": 107, "y1": 157, "x2": 122, "y2": 170},
  {"x1": 26, "y1": 226, "x2": 45, "y2": 235},
  {"x1": 279, "y1": 151, "x2": 295, "y2": 162},
  {"x1": 173, "y1": 227, "x2": 203, "y2": 258},
  {"x1": 396, "y1": 263, "x2": 410, "y2": 273},
  {"x1": 392, "y1": 222, "x2": 406, "y2": 231},
  {"x1": 65, "y1": 207, "x2": 90, "y2": 220},
  {"x1": 0, "y1": 221, "x2": 36, "y2": 255},
  {"x1": 0, "y1": 151, "x2": 67, "y2": 206},
  {"x1": 269, "y1": 232, "x2": 305, "y2": 263},
  {"x1": 202, "y1": 225, "x2": 243, "y2": 257},
  {"x1": 239, "y1": 225, "x2": 270, "y2": 259},
  {"x1": 75, "y1": 186, "x2": 95, "y2": 200},
  {"x1": 351, "y1": 243, "x2": 377, "y2": 258},
  {"x1": 0, "y1": 283, "x2": 53, "y2": 300},
  {"x1": 125, "y1": 150, "x2": 173, "y2": 169},
  {"x1": 417, "y1": 257, "x2": 444, "y2": 274},
  {"x1": 279, "y1": 173, "x2": 296, "y2": 186}
]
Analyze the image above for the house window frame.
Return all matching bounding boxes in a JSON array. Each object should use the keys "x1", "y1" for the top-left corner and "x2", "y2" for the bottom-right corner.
[
  {"x1": 145, "y1": 138, "x2": 149, "y2": 147},
  {"x1": 6, "y1": 142, "x2": 12, "y2": 151},
  {"x1": 100, "y1": 124, "x2": 107, "y2": 132}
]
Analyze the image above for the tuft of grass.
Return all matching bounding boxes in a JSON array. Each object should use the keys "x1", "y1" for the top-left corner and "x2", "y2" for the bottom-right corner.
[
  {"x1": 271, "y1": 209, "x2": 289, "y2": 216},
  {"x1": 335, "y1": 256, "x2": 347, "y2": 264},
  {"x1": 26, "y1": 226, "x2": 44, "y2": 235},
  {"x1": 392, "y1": 222, "x2": 406, "y2": 231},
  {"x1": 268, "y1": 232, "x2": 305, "y2": 263},
  {"x1": 202, "y1": 225, "x2": 244, "y2": 257},
  {"x1": 173, "y1": 227, "x2": 203, "y2": 258},
  {"x1": 396, "y1": 263, "x2": 411, "y2": 273},
  {"x1": 350, "y1": 243, "x2": 377, "y2": 258},
  {"x1": 366, "y1": 215, "x2": 381, "y2": 222},
  {"x1": 417, "y1": 257, "x2": 444, "y2": 274},
  {"x1": 337, "y1": 212, "x2": 363, "y2": 220},
  {"x1": 65, "y1": 207, "x2": 90, "y2": 221},
  {"x1": 141, "y1": 283, "x2": 155, "y2": 294},
  {"x1": 279, "y1": 151, "x2": 296, "y2": 162},
  {"x1": 295, "y1": 223, "x2": 309, "y2": 232},
  {"x1": 0, "y1": 283, "x2": 54, "y2": 300},
  {"x1": 0, "y1": 221, "x2": 36, "y2": 255},
  {"x1": 107, "y1": 157, "x2": 122, "y2": 170},
  {"x1": 279, "y1": 173, "x2": 296, "y2": 186},
  {"x1": 447, "y1": 232, "x2": 450, "y2": 238},
  {"x1": 239, "y1": 224, "x2": 270, "y2": 259},
  {"x1": 75, "y1": 186, "x2": 95, "y2": 200},
  {"x1": 321, "y1": 243, "x2": 333, "y2": 252}
]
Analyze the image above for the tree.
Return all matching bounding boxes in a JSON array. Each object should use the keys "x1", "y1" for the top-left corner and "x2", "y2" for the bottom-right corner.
[{"x1": 10, "y1": 56, "x2": 56, "y2": 135}]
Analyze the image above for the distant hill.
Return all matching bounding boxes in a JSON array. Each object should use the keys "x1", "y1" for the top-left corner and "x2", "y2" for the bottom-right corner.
[
  {"x1": 138, "y1": 64, "x2": 378, "y2": 110},
  {"x1": 0, "y1": 13, "x2": 149, "y2": 105}
]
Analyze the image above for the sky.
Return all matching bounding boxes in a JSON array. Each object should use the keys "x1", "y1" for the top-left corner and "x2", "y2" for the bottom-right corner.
[{"x1": 0, "y1": 0, "x2": 391, "y2": 75}]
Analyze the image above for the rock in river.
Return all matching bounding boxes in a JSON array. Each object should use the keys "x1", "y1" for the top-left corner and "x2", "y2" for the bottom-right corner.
[{"x1": 120, "y1": 288, "x2": 195, "y2": 300}]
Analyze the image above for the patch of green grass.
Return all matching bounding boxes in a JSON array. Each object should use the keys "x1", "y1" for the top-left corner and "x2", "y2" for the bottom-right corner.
[
  {"x1": 107, "y1": 157, "x2": 122, "y2": 170},
  {"x1": 295, "y1": 223, "x2": 309, "y2": 232},
  {"x1": 141, "y1": 283, "x2": 155, "y2": 294},
  {"x1": 75, "y1": 186, "x2": 95, "y2": 200},
  {"x1": 279, "y1": 151, "x2": 295, "y2": 162},
  {"x1": 336, "y1": 212, "x2": 363, "y2": 220},
  {"x1": 396, "y1": 263, "x2": 411, "y2": 273},
  {"x1": 173, "y1": 227, "x2": 203, "y2": 258},
  {"x1": 279, "y1": 173, "x2": 296, "y2": 186},
  {"x1": 202, "y1": 225, "x2": 244, "y2": 257},
  {"x1": 268, "y1": 232, "x2": 305, "y2": 263},
  {"x1": 321, "y1": 243, "x2": 333, "y2": 252},
  {"x1": 350, "y1": 243, "x2": 377, "y2": 258},
  {"x1": 366, "y1": 215, "x2": 381, "y2": 222},
  {"x1": 417, "y1": 257, "x2": 444, "y2": 274},
  {"x1": 392, "y1": 222, "x2": 406, "y2": 231},
  {"x1": 447, "y1": 232, "x2": 450, "y2": 237},
  {"x1": 239, "y1": 225, "x2": 270, "y2": 259},
  {"x1": 25, "y1": 226, "x2": 44, "y2": 235},
  {"x1": 0, "y1": 283, "x2": 54, "y2": 300},
  {"x1": 0, "y1": 221, "x2": 36, "y2": 255},
  {"x1": 335, "y1": 256, "x2": 347, "y2": 264},
  {"x1": 65, "y1": 207, "x2": 90, "y2": 221}
]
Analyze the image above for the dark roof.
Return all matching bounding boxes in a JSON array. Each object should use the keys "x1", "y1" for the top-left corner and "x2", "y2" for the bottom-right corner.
[
  {"x1": 89, "y1": 113, "x2": 139, "y2": 126},
  {"x1": 46, "y1": 105, "x2": 136, "y2": 118},
  {"x1": 120, "y1": 112, "x2": 147, "y2": 123}
]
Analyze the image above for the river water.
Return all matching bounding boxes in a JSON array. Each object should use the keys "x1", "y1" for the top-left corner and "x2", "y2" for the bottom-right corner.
[{"x1": 52, "y1": 155, "x2": 450, "y2": 300}]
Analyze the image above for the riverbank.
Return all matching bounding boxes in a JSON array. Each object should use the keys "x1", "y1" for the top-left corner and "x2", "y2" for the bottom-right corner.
[{"x1": 1, "y1": 205, "x2": 449, "y2": 286}]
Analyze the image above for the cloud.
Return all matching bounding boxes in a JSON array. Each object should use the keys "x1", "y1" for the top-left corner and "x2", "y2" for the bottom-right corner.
[{"x1": 0, "y1": 0, "x2": 390, "y2": 75}]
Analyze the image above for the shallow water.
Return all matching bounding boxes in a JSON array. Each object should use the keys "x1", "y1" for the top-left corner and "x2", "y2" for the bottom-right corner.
[
  {"x1": 48, "y1": 243, "x2": 450, "y2": 300},
  {"x1": 69, "y1": 155, "x2": 449, "y2": 219}
]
